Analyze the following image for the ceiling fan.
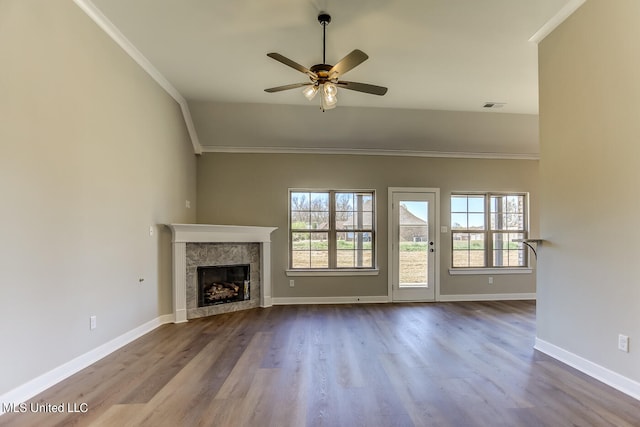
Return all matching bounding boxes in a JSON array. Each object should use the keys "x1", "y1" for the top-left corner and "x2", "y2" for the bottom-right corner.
[{"x1": 265, "y1": 13, "x2": 388, "y2": 111}]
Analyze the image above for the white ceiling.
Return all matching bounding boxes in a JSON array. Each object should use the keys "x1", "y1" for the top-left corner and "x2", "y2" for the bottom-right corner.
[{"x1": 87, "y1": 0, "x2": 577, "y2": 156}]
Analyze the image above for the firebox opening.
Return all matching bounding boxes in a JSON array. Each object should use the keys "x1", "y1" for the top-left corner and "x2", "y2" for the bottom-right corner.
[{"x1": 197, "y1": 264, "x2": 250, "y2": 307}]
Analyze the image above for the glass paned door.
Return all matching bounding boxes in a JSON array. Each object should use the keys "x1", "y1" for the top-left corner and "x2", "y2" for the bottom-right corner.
[{"x1": 391, "y1": 191, "x2": 436, "y2": 301}]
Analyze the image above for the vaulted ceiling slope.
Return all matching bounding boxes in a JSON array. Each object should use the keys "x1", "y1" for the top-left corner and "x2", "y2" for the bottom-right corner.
[
  {"x1": 84, "y1": 0, "x2": 584, "y2": 157},
  {"x1": 189, "y1": 102, "x2": 539, "y2": 157}
]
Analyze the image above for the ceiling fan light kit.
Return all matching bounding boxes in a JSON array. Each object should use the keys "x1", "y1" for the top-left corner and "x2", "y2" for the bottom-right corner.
[
  {"x1": 302, "y1": 84, "x2": 319, "y2": 100},
  {"x1": 265, "y1": 13, "x2": 388, "y2": 111}
]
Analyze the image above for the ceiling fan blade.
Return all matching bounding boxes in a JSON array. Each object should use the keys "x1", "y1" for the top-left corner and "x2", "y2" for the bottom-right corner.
[
  {"x1": 337, "y1": 81, "x2": 388, "y2": 96},
  {"x1": 264, "y1": 83, "x2": 312, "y2": 93},
  {"x1": 329, "y1": 49, "x2": 368, "y2": 77},
  {"x1": 267, "y1": 53, "x2": 317, "y2": 78}
]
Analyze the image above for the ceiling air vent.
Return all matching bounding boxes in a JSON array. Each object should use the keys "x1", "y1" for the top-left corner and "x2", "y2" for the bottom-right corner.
[{"x1": 483, "y1": 102, "x2": 506, "y2": 109}]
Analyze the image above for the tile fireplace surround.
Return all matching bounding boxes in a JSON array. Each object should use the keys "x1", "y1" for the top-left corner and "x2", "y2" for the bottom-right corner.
[{"x1": 167, "y1": 224, "x2": 277, "y2": 323}]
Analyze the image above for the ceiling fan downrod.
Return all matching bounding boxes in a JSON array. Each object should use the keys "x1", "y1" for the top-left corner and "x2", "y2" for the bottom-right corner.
[{"x1": 318, "y1": 13, "x2": 331, "y2": 65}]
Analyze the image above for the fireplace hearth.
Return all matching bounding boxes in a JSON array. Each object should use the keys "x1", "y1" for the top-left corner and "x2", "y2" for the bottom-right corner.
[{"x1": 198, "y1": 264, "x2": 250, "y2": 307}]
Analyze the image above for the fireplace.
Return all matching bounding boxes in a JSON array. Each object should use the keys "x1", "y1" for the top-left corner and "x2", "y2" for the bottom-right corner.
[
  {"x1": 198, "y1": 264, "x2": 250, "y2": 307},
  {"x1": 167, "y1": 224, "x2": 277, "y2": 323}
]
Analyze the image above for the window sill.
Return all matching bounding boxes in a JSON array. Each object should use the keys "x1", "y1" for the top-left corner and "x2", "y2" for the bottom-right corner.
[
  {"x1": 286, "y1": 269, "x2": 380, "y2": 277},
  {"x1": 448, "y1": 268, "x2": 532, "y2": 276}
]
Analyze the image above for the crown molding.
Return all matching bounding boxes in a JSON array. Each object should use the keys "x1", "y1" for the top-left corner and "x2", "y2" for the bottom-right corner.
[
  {"x1": 73, "y1": 0, "x2": 202, "y2": 155},
  {"x1": 529, "y1": 0, "x2": 587, "y2": 44},
  {"x1": 200, "y1": 145, "x2": 539, "y2": 160}
]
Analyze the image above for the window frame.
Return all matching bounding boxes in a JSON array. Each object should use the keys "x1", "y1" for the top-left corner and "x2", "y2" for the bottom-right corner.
[
  {"x1": 450, "y1": 192, "x2": 530, "y2": 272},
  {"x1": 287, "y1": 189, "x2": 378, "y2": 275}
]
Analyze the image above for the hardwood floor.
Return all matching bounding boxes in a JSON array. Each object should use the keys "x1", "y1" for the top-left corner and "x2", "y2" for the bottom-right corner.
[{"x1": 2, "y1": 301, "x2": 639, "y2": 426}]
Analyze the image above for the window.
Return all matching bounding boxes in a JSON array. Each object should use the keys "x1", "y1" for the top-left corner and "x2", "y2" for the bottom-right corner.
[
  {"x1": 451, "y1": 193, "x2": 528, "y2": 268},
  {"x1": 289, "y1": 190, "x2": 375, "y2": 270}
]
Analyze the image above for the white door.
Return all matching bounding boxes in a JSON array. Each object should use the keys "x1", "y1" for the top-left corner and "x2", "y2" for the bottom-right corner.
[{"x1": 389, "y1": 189, "x2": 438, "y2": 301}]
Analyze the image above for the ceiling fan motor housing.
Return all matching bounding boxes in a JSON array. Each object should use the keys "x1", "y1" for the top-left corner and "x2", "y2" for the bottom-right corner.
[
  {"x1": 309, "y1": 63, "x2": 334, "y2": 84},
  {"x1": 318, "y1": 13, "x2": 331, "y2": 26}
]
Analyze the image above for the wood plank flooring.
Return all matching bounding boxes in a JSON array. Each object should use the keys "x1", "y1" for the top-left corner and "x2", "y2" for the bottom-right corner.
[{"x1": 1, "y1": 301, "x2": 639, "y2": 426}]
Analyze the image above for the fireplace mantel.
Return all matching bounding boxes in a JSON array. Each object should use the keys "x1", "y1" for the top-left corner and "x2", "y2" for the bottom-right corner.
[
  {"x1": 167, "y1": 224, "x2": 277, "y2": 323},
  {"x1": 168, "y1": 224, "x2": 277, "y2": 244}
]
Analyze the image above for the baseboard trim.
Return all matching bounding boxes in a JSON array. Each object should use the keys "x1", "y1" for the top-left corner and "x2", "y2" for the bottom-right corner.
[
  {"x1": 272, "y1": 296, "x2": 390, "y2": 305},
  {"x1": 272, "y1": 294, "x2": 536, "y2": 305},
  {"x1": 438, "y1": 293, "x2": 536, "y2": 302},
  {"x1": 0, "y1": 314, "x2": 174, "y2": 415},
  {"x1": 534, "y1": 338, "x2": 640, "y2": 401}
]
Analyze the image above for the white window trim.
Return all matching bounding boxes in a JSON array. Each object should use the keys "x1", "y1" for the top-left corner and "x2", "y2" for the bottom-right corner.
[
  {"x1": 450, "y1": 192, "x2": 531, "y2": 270},
  {"x1": 286, "y1": 269, "x2": 380, "y2": 277},
  {"x1": 288, "y1": 188, "x2": 378, "y2": 272},
  {"x1": 449, "y1": 268, "x2": 532, "y2": 275}
]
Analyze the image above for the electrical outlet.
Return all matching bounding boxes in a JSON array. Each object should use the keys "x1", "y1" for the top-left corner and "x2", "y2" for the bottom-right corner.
[
  {"x1": 618, "y1": 334, "x2": 629, "y2": 352},
  {"x1": 488, "y1": 276, "x2": 493, "y2": 285},
  {"x1": 90, "y1": 316, "x2": 97, "y2": 330},
  {"x1": 289, "y1": 279, "x2": 295, "y2": 287}
]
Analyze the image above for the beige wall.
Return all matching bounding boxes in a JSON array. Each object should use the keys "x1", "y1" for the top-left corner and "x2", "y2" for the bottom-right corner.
[
  {"x1": 197, "y1": 153, "x2": 538, "y2": 299},
  {"x1": 538, "y1": 0, "x2": 640, "y2": 382},
  {"x1": 0, "y1": 0, "x2": 196, "y2": 395}
]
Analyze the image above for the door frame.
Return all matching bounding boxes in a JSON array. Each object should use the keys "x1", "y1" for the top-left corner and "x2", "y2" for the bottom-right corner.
[{"x1": 387, "y1": 187, "x2": 441, "y2": 302}]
